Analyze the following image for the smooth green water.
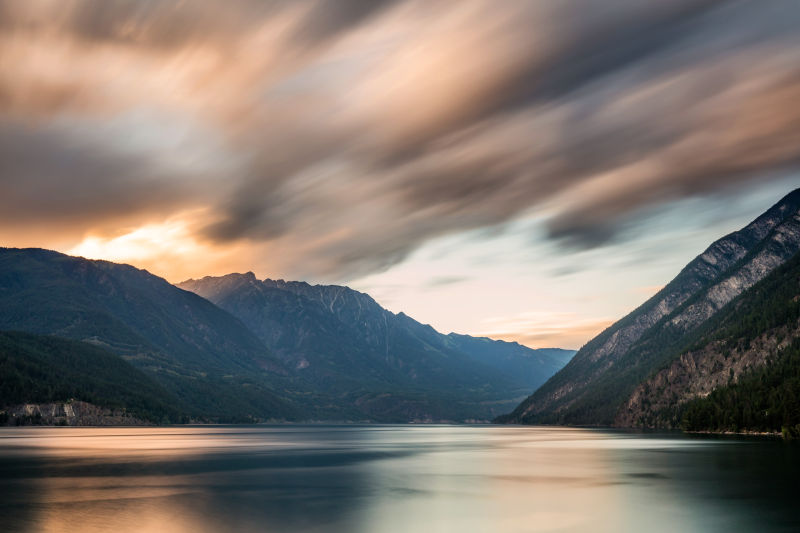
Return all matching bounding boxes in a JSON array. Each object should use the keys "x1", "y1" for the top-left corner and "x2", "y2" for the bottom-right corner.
[{"x1": 0, "y1": 425, "x2": 797, "y2": 532}]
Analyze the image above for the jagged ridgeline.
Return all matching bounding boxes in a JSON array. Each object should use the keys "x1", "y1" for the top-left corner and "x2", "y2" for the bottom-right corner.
[
  {"x1": 178, "y1": 274, "x2": 574, "y2": 421},
  {"x1": 500, "y1": 188, "x2": 800, "y2": 429}
]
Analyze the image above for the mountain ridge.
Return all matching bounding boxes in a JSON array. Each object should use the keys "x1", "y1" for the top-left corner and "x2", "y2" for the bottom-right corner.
[
  {"x1": 617, "y1": 248, "x2": 800, "y2": 430},
  {"x1": 179, "y1": 273, "x2": 574, "y2": 421},
  {"x1": 0, "y1": 247, "x2": 575, "y2": 423},
  {"x1": 501, "y1": 188, "x2": 800, "y2": 426},
  {"x1": 0, "y1": 247, "x2": 300, "y2": 421}
]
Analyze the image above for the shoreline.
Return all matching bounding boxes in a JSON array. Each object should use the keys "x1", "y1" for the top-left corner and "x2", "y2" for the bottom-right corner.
[{"x1": 0, "y1": 421, "x2": 788, "y2": 439}]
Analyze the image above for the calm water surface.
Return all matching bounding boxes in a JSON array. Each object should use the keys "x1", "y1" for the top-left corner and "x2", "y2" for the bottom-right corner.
[{"x1": 0, "y1": 425, "x2": 797, "y2": 533}]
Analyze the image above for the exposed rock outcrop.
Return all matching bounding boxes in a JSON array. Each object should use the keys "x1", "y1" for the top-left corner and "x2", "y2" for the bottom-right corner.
[
  {"x1": 616, "y1": 320, "x2": 800, "y2": 428},
  {"x1": 1, "y1": 401, "x2": 151, "y2": 426}
]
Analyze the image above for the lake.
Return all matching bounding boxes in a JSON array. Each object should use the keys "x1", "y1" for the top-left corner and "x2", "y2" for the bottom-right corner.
[{"x1": 0, "y1": 425, "x2": 797, "y2": 532}]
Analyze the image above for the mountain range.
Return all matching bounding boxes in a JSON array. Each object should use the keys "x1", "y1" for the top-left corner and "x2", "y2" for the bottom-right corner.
[
  {"x1": 177, "y1": 273, "x2": 573, "y2": 422},
  {"x1": 500, "y1": 187, "x2": 800, "y2": 434},
  {"x1": 4, "y1": 187, "x2": 800, "y2": 431},
  {"x1": 0, "y1": 248, "x2": 573, "y2": 423}
]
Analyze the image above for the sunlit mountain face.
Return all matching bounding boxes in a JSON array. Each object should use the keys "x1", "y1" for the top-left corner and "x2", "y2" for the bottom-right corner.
[{"x1": 2, "y1": 0, "x2": 800, "y2": 349}]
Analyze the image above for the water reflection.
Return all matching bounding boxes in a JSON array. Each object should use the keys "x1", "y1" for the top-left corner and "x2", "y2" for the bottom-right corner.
[{"x1": 0, "y1": 426, "x2": 796, "y2": 533}]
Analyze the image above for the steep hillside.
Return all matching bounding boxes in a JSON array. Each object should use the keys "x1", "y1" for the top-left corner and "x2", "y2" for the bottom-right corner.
[
  {"x1": 501, "y1": 188, "x2": 800, "y2": 425},
  {"x1": 0, "y1": 331, "x2": 181, "y2": 424},
  {"x1": 680, "y1": 339, "x2": 800, "y2": 437},
  {"x1": 0, "y1": 248, "x2": 298, "y2": 421},
  {"x1": 617, "y1": 249, "x2": 800, "y2": 431},
  {"x1": 179, "y1": 274, "x2": 572, "y2": 421}
]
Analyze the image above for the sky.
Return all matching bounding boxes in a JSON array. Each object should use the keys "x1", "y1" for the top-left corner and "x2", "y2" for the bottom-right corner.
[{"x1": 1, "y1": 0, "x2": 799, "y2": 349}]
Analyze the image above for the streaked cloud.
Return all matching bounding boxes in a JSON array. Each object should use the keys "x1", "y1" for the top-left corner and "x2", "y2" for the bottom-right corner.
[
  {"x1": 0, "y1": 0, "x2": 800, "y2": 279},
  {"x1": 424, "y1": 276, "x2": 469, "y2": 289},
  {"x1": 477, "y1": 312, "x2": 616, "y2": 350},
  {"x1": 2, "y1": 0, "x2": 799, "y2": 281},
  {"x1": 1, "y1": 1, "x2": 800, "y2": 352}
]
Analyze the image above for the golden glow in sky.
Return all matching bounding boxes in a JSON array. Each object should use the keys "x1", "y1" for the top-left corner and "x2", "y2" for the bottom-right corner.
[{"x1": 2, "y1": 0, "x2": 799, "y2": 348}]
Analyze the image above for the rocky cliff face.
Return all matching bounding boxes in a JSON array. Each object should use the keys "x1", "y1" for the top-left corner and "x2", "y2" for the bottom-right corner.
[
  {"x1": 1, "y1": 401, "x2": 150, "y2": 426},
  {"x1": 616, "y1": 245, "x2": 800, "y2": 429},
  {"x1": 583, "y1": 192, "x2": 798, "y2": 366},
  {"x1": 667, "y1": 212, "x2": 800, "y2": 334},
  {"x1": 616, "y1": 320, "x2": 800, "y2": 428},
  {"x1": 502, "y1": 188, "x2": 800, "y2": 425}
]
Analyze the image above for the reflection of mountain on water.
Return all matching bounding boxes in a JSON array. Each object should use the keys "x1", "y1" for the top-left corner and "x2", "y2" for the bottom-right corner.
[{"x1": 0, "y1": 426, "x2": 798, "y2": 533}]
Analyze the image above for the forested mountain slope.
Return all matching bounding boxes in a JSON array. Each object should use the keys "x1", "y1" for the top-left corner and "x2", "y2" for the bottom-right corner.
[
  {"x1": 0, "y1": 331, "x2": 181, "y2": 424},
  {"x1": 0, "y1": 248, "x2": 298, "y2": 421},
  {"x1": 618, "y1": 249, "x2": 800, "y2": 433}
]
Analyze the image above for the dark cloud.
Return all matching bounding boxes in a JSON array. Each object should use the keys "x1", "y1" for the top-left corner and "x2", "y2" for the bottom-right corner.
[
  {"x1": 4, "y1": 0, "x2": 276, "y2": 50},
  {"x1": 431, "y1": 0, "x2": 733, "y2": 125},
  {"x1": 0, "y1": 118, "x2": 196, "y2": 228},
  {"x1": 1, "y1": 0, "x2": 800, "y2": 279},
  {"x1": 292, "y1": 0, "x2": 401, "y2": 45}
]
